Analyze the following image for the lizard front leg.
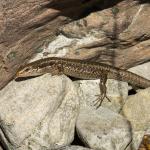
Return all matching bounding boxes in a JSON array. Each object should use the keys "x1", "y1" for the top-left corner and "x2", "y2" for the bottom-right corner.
[{"x1": 93, "y1": 74, "x2": 111, "y2": 108}]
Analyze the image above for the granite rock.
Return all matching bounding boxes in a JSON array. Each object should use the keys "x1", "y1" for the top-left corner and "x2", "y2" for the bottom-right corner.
[
  {"x1": 123, "y1": 87, "x2": 150, "y2": 150},
  {"x1": 129, "y1": 62, "x2": 150, "y2": 80},
  {"x1": 75, "y1": 79, "x2": 128, "y2": 112},
  {"x1": 59, "y1": 145, "x2": 94, "y2": 150},
  {"x1": 0, "y1": 74, "x2": 79, "y2": 150},
  {"x1": 76, "y1": 106, "x2": 131, "y2": 150}
]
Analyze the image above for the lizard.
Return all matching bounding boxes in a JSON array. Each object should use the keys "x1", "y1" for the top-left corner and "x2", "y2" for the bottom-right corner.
[{"x1": 15, "y1": 57, "x2": 150, "y2": 108}]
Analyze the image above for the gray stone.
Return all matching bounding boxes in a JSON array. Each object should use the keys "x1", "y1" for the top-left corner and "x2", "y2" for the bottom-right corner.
[
  {"x1": 0, "y1": 74, "x2": 79, "y2": 150},
  {"x1": 31, "y1": 35, "x2": 73, "y2": 62},
  {"x1": 129, "y1": 62, "x2": 150, "y2": 80},
  {"x1": 0, "y1": 145, "x2": 3, "y2": 150},
  {"x1": 75, "y1": 79, "x2": 128, "y2": 112},
  {"x1": 123, "y1": 87, "x2": 150, "y2": 150},
  {"x1": 76, "y1": 106, "x2": 131, "y2": 150},
  {"x1": 58, "y1": 145, "x2": 94, "y2": 150}
]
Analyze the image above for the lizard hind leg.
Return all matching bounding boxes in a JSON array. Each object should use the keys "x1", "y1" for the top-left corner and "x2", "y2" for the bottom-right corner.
[
  {"x1": 93, "y1": 94, "x2": 111, "y2": 109},
  {"x1": 93, "y1": 75, "x2": 111, "y2": 108}
]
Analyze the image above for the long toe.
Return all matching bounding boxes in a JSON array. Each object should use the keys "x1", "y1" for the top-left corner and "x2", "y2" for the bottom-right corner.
[{"x1": 106, "y1": 96, "x2": 111, "y2": 102}]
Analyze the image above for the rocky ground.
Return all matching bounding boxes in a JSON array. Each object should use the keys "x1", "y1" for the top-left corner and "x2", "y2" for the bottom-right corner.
[
  {"x1": 0, "y1": 48, "x2": 150, "y2": 150},
  {"x1": 0, "y1": 0, "x2": 150, "y2": 150}
]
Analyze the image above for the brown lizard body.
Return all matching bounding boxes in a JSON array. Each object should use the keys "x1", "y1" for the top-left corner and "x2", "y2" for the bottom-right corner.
[{"x1": 16, "y1": 57, "x2": 150, "y2": 107}]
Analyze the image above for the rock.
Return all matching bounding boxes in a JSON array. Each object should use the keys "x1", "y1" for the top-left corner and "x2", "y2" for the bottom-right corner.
[
  {"x1": 129, "y1": 62, "x2": 150, "y2": 80},
  {"x1": 123, "y1": 88, "x2": 150, "y2": 150},
  {"x1": 0, "y1": 145, "x2": 3, "y2": 150},
  {"x1": 59, "y1": 145, "x2": 94, "y2": 150},
  {"x1": 76, "y1": 106, "x2": 131, "y2": 150},
  {"x1": 75, "y1": 79, "x2": 128, "y2": 112},
  {"x1": 119, "y1": 3, "x2": 150, "y2": 43},
  {"x1": 0, "y1": 128, "x2": 13, "y2": 150},
  {"x1": 1, "y1": 0, "x2": 150, "y2": 92},
  {"x1": 58, "y1": 1, "x2": 150, "y2": 69},
  {"x1": 0, "y1": 74, "x2": 79, "y2": 150},
  {"x1": 31, "y1": 35, "x2": 74, "y2": 62}
]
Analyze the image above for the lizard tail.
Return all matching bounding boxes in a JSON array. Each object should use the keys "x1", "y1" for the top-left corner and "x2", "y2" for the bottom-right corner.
[{"x1": 118, "y1": 70, "x2": 150, "y2": 88}]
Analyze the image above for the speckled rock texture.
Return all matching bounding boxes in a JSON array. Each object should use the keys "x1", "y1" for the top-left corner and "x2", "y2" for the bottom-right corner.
[
  {"x1": 0, "y1": 145, "x2": 3, "y2": 150},
  {"x1": 0, "y1": 1, "x2": 150, "y2": 150},
  {"x1": 59, "y1": 146, "x2": 94, "y2": 150},
  {"x1": 123, "y1": 87, "x2": 150, "y2": 150},
  {"x1": 75, "y1": 79, "x2": 128, "y2": 112},
  {"x1": 0, "y1": 63, "x2": 149, "y2": 150},
  {"x1": 129, "y1": 62, "x2": 150, "y2": 80},
  {"x1": 1, "y1": 0, "x2": 150, "y2": 90},
  {"x1": 76, "y1": 106, "x2": 131, "y2": 150},
  {"x1": 0, "y1": 74, "x2": 79, "y2": 149}
]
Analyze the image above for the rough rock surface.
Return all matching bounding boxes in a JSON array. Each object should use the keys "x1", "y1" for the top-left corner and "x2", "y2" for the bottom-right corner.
[
  {"x1": 61, "y1": 1, "x2": 150, "y2": 68},
  {"x1": 123, "y1": 88, "x2": 150, "y2": 150},
  {"x1": 0, "y1": 145, "x2": 3, "y2": 150},
  {"x1": 75, "y1": 79, "x2": 128, "y2": 112},
  {"x1": 0, "y1": 0, "x2": 104, "y2": 90},
  {"x1": 129, "y1": 62, "x2": 150, "y2": 80},
  {"x1": 0, "y1": 1, "x2": 150, "y2": 150},
  {"x1": 0, "y1": 74, "x2": 79, "y2": 149},
  {"x1": 76, "y1": 106, "x2": 131, "y2": 150},
  {"x1": 1, "y1": 0, "x2": 150, "y2": 90},
  {"x1": 59, "y1": 146, "x2": 94, "y2": 150}
]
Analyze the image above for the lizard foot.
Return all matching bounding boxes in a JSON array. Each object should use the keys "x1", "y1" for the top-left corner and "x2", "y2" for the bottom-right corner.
[{"x1": 93, "y1": 94, "x2": 111, "y2": 109}]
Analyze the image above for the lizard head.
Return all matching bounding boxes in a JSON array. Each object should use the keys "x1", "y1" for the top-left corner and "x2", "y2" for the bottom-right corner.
[
  {"x1": 15, "y1": 58, "x2": 59, "y2": 79},
  {"x1": 16, "y1": 62, "x2": 45, "y2": 78}
]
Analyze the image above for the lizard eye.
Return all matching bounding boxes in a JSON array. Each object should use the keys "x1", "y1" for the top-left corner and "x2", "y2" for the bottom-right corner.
[{"x1": 24, "y1": 68, "x2": 30, "y2": 72}]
